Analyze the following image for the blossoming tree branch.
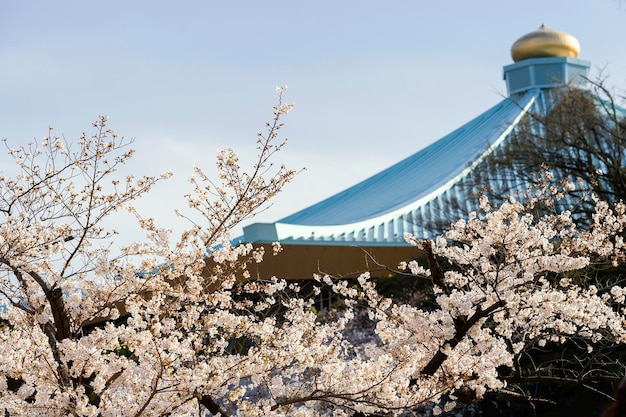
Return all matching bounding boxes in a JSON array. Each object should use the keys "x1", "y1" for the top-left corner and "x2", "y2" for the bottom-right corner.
[{"x1": 1, "y1": 91, "x2": 626, "y2": 416}]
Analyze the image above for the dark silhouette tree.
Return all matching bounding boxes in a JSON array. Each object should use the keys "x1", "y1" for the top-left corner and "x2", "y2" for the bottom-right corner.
[{"x1": 480, "y1": 79, "x2": 626, "y2": 223}]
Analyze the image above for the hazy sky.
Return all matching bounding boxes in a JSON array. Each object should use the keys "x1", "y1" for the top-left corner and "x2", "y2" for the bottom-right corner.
[{"x1": 2, "y1": 1, "x2": 625, "y2": 242}]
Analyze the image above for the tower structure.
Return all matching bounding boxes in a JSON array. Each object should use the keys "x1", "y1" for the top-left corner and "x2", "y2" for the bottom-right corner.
[{"x1": 233, "y1": 25, "x2": 625, "y2": 279}]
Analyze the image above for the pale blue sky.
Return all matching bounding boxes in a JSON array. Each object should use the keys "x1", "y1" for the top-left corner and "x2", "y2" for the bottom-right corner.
[{"x1": 1, "y1": 1, "x2": 625, "y2": 241}]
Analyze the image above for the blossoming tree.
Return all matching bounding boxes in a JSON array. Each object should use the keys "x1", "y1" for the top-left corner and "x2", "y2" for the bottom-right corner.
[{"x1": 2, "y1": 93, "x2": 626, "y2": 416}]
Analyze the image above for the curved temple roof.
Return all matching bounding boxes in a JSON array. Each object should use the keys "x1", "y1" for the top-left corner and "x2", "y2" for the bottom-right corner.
[
  {"x1": 239, "y1": 26, "x2": 613, "y2": 246},
  {"x1": 279, "y1": 91, "x2": 538, "y2": 226},
  {"x1": 242, "y1": 89, "x2": 541, "y2": 245}
]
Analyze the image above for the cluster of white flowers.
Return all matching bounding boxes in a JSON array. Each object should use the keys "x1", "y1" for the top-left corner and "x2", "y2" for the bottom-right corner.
[{"x1": 2, "y1": 96, "x2": 626, "y2": 416}]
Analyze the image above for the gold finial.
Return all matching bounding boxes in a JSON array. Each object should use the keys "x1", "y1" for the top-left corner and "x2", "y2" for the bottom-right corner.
[{"x1": 511, "y1": 24, "x2": 580, "y2": 62}]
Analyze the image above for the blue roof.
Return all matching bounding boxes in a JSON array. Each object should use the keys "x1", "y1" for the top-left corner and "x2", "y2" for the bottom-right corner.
[
  {"x1": 240, "y1": 88, "x2": 544, "y2": 245},
  {"x1": 278, "y1": 89, "x2": 539, "y2": 226}
]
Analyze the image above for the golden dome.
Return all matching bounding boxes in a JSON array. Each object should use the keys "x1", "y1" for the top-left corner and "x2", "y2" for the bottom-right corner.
[{"x1": 511, "y1": 24, "x2": 580, "y2": 62}]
